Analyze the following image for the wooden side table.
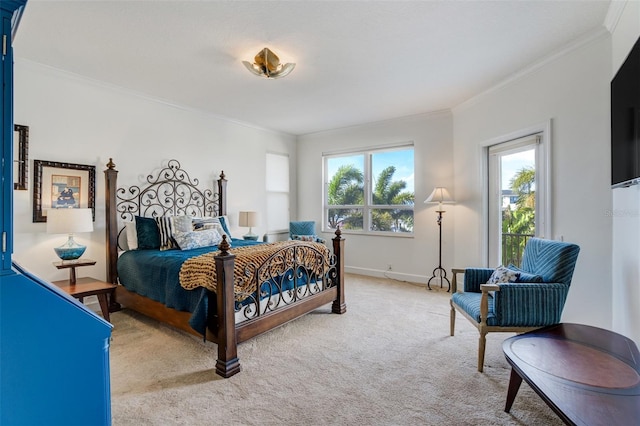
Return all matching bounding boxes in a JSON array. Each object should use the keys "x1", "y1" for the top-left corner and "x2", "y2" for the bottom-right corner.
[
  {"x1": 53, "y1": 258, "x2": 97, "y2": 284},
  {"x1": 51, "y1": 259, "x2": 118, "y2": 322}
]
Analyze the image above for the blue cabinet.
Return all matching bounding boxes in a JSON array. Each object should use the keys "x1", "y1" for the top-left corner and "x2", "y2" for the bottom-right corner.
[
  {"x1": 0, "y1": 2, "x2": 113, "y2": 424},
  {"x1": 1, "y1": 265, "x2": 113, "y2": 425}
]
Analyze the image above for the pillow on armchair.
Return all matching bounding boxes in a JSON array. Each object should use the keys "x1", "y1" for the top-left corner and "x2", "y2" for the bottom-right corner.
[
  {"x1": 289, "y1": 221, "x2": 325, "y2": 243},
  {"x1": 292, "y1": 234, "x2": 326, "y2": 243},
  {"x1": 486, "y1": 265, "x2": 520, "y2": 284}
]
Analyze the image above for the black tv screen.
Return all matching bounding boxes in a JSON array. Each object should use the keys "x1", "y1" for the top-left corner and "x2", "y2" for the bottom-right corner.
[{"x1": 611, "y1": 36, "x2": 640, "y2": 188}]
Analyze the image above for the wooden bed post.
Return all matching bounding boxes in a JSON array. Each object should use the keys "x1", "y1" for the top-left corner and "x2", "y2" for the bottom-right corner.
[
  {"x1": 104, "y1": 159, "x2": 118, "y2": 285},
  {"x1": 331, "y1": 228, "x2": 346, "y2": 314},
  {"x1": 214, "y1": 236, "x2": 241, "y2": 378},
  {"x1": 217, "y1": 171, "x2": 227, "y2": 216}
]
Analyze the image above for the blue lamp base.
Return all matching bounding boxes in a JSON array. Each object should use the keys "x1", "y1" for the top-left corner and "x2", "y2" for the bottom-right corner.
[{"x1": 54, "y1": 235, "x2": 87, "y2": 261}]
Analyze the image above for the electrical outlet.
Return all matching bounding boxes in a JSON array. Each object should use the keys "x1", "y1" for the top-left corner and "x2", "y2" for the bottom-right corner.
[{"x1": 387, "y1": 264, "x2": 392, "y2": 271}]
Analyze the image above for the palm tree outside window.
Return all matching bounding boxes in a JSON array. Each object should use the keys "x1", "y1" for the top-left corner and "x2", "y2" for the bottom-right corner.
[{"x1": 324, "y1": 145, "x2": 415, "y2": 235}]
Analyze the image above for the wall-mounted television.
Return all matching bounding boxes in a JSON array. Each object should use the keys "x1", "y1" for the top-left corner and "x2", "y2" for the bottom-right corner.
[{"x1": 611, "y1": 36, "x2": 640, "y2": 188}]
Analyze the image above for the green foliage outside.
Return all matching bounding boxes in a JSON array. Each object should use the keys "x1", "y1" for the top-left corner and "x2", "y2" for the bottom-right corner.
[
  {"x1": 502, "y1": 166, "x2": 535, "y2": 264},
  {"x1": 327, "y1": 164, "x2": 414, "y2": 232}
]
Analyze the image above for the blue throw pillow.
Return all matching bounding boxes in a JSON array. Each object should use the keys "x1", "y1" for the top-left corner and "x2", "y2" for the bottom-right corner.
[
  {"x1": 135, "y1": 216, "x2": 160, "y2": 250},
  {"x1": 507, "y1": 264, "x2": 544, "y2": 283}
]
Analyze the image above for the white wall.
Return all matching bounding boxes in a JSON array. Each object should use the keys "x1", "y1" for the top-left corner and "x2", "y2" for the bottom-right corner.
[
  {"x1": 12, "y1": 60, "x2": 297, "y2": 283},
  {"x1": 452, "y1": 31, "x2": 613, "y2": 331},
  {"x1": 297, "y1": 112, "x2": 454, "y2": 283},
  {"x1": 611, "y1": 1, "x2": 640, "y2": 345}
]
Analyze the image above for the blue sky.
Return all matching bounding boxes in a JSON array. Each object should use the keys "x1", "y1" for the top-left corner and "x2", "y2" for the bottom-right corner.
[
  {"x1": 327, "y1": 148, "x2": 415, "y2": 193},
  {"x1": 501, "y1": 149, "x2": 535, "y2": 189},
  {"x1": 327, "y1": 147, "x2": 532, "y2": 195}
]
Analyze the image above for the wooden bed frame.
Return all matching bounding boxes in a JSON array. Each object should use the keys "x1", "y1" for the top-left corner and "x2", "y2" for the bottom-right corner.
[{"x1": 104, "y1": 158, "x2": 346, "y2": 378}]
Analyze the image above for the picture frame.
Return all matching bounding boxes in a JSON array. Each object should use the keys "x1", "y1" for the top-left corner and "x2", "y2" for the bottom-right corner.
[
  {"x1": 13, "y1": 124, "x2": 28, "y2": 190},
  {"x1": 33, "y1": 160, "x2": 95, "y2": 223}
]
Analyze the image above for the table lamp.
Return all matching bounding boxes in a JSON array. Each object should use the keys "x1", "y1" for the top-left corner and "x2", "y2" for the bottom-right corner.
[
  {"x1": 46, "y1": 208, "x2": 94, "y2": 260},
  {"x1": 238, "y1": 211, "x2": 259, "y2": 240}
]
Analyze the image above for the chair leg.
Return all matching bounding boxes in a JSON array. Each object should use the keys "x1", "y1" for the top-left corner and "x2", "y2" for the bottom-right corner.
[
  {"x1": 478, "y1": 331, "x2": 487, "y2": 372},
  {"x1": 450, "y1": 303, "x2": 456, "y2": 336}
]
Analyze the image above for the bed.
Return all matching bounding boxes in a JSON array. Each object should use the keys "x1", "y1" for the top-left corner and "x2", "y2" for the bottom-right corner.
[{"x1": 104, "y1": 158, "x2": 346, "y2": 378}]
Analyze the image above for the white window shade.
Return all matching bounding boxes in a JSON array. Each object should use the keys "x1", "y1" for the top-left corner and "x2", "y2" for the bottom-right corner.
[{"x1": 266, "y1": 153, "x2": 290, "y2": 232}]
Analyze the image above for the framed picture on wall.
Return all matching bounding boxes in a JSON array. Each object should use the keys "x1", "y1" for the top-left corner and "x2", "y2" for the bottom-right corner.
[
  {"x1": 13, "y1": 124, "x2": 28, "y2": 190},
  {"x1": 33, "y1": 160, "x2": 96, "y2": 223}
]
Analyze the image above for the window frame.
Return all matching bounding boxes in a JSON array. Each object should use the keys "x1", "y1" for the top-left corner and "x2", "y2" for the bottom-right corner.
[
  {"x1": 480, "y1": 121, "x2": 551, "y2": 266},
  {"x1": 322, "y1": 143, "x2": 415, "y2": 237},
  {"x1": 265, "y1": 152, "x2": 290, "y2": 234}
]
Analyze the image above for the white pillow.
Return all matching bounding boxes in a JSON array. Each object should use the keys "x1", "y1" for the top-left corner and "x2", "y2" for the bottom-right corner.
[
  {"x1": 125, "y1": 221, "x2": 138, "y2": 250},
  {"x1": 173, "y1": 215, "x2": 193, "y2": 233},
  {"x1": 486, "y1": 265, "x2": 520, "y2": 284}
]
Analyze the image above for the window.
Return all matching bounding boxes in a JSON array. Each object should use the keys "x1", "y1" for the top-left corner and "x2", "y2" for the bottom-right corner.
[
  {"x1": 266, "y1": 153, "x2": 290, "y2": 232},
  {"x1": 323, "y1": 144, "x2": 414, "y2": 235},
  {"x1": 487, "y1": 132, "x2": 549, "y2": 266}
]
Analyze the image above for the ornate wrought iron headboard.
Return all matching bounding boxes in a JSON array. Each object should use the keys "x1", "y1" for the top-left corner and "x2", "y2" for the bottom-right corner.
[
  {"x1": 104, "y1": 158, "x2": 227, "y2": 283},
  {"x1": 115, "y1": 159, "x2": 223, "y2": 221}
]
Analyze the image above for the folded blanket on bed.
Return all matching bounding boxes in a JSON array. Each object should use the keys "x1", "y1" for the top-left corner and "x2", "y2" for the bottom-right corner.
[{"x1": 179, "y1": 240, "x2": 331, "y2": 301}]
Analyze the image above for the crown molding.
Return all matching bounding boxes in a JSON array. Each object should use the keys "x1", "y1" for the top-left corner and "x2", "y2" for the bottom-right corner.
[
  {"x1": 604, "y1": 0, "x2": 628, "y2": 34},
  {"x1": 452, "y1": 26, "x2": 610, "y2": 114},
  {"x1": 14, "y1": 58, "x2": 296, "y2": 138}
]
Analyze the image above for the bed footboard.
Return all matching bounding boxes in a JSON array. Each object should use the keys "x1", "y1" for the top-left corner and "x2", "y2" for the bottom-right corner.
[{"x1": 213, "y1": 230, "x2": 345, "y2": 378}]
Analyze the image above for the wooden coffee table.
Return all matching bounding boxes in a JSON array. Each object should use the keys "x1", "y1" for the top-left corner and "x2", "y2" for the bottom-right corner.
[{"x1": 503, "y1": 323, "x2": 640, "y2": 425}]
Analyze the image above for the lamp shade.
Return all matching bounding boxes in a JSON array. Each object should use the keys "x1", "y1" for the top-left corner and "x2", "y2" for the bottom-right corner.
[
  {"x1": 424, "y1": 187, "x2": 454, "y2": 205},
  {"x1": 46, "y1": 208, "x2": 94, "y2": 234},
  {"x1": 238, "y1": 211, "x2": 259, "y2": 228}
]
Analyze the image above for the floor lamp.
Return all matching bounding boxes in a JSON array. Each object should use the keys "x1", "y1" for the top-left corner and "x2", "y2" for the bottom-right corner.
[{"x1": 425, "y1": 187, "x2": 454, "y2": 291}]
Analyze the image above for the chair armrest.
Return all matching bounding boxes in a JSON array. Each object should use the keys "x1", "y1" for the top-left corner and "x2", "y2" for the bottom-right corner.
[
  {"x1": 480, "y1": 283, "x2": 500, "y2": 292},
  {"x1": 451, "y1": 268, "x2": 465, "y2": 293},
  {"x1": 479, "y1": 283, "x2": 500, "y2": 324},
  {"x1": 463, "y1": 268, "x2": 495, "y2": 293},
  {"x1": 494, "y1": 282, "x2": 570, "y2": 326}
]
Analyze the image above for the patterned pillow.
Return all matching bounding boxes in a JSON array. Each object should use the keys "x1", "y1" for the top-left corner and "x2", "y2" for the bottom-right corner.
[
  {"x1": 135, "y1": 216, "x2": 160, "y2": 250},
  {"x1": 155, "y1": 216, "x2": 176, "y2": 251},
  {"x1": 173, "y1": 215, "x2": 193, "y2": 233},
  {"x1": 486, "y1": 265, "x2": 520, "y2": 284},
  {"x1": 218, "y1": 215, "x2": 232, "y2": 239},
  {"x1": 173, "y1": 229, "x2": 222, "y2": 250},
  {"x1": 192, "y1": 217, "x2": 231, "y2": 240},
  {"x1": 292, "y1": 234, "x2": 317, "y2": 242}
]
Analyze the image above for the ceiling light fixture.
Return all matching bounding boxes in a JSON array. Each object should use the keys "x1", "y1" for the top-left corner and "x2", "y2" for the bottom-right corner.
[{"x1": 242, "y1": 47, "x2": 295, "y2": 79}]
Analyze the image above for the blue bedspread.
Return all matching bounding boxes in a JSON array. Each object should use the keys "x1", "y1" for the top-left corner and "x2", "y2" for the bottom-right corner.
[{"x1": 117, "y1": 238, "x2": 262, "y2": 335}]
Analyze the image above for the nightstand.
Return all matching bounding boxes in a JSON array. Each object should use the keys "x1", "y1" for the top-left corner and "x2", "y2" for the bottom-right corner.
[{"x1": 51, "y1": 259, "x2": 118, "y2": 322}]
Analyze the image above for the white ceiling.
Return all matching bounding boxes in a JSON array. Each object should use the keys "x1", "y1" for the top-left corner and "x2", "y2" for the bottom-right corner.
[{"x1": 14, "y1": 0, "x2": 611, "y2": 136}]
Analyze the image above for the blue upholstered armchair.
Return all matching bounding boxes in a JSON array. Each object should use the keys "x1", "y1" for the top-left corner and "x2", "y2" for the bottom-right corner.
[
  {"x1": 289, "y1": 221, "x2": 325, "y2": 243},
  {"x1": 450, "y1": 237, "x2": 580, "y2": 372}
]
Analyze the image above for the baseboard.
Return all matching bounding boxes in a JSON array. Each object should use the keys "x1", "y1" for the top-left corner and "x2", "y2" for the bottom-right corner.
[{"x1": 345, "y1": 266, "x2": 427, "y2": 286}]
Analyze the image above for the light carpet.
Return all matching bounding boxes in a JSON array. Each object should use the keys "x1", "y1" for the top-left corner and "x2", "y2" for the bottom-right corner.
[{"x1": 109, "y1": 273, "x2": 563, "y2": 425}]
